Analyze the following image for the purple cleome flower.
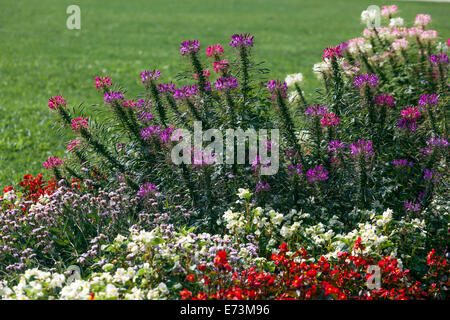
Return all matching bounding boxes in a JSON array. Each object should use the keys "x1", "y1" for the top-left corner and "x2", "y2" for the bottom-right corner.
[
  {"x1": 266, "y1": 80, "x2": 288, "y2": 99},
  {"x1": 287, "y1": 163, "x2": 303, "y2": 176},
  {"x1": 427, "y1": 136, "x2": 449, "y2": 148},
  {"x1": 423, "y1": 169, "x2": 442, "y2": 183},
  {"x1": 429, "y1": 53, "x2": 449, "y2": 64},
  {"x1": 305, "y1": 105, "x2": 328, "y2": 117},
  {"x1": 418, "y1": 94, "x2": 439, "y2": 107},
  {"x1": 158, "y1": 83, "x2": 175, "y2": 94},
  {"x1": 307, "y1": 165, "x2": 329, "y2": 183},
  {"x1": 104, "y1": 91, "x2": 124, "y2": 104},
  {"x1": 404, "y1": 201, "x2": 421, "y2": 213},
  {"x1": 140, "y1": 70, "x2": 162, "y2": 84},
  {"x1": 255, "y1": 181, "x2": 271, "y2": 193},
  {"x1": 137, "y1": 112, "x2": 154, "y2": 122},
  {"x1": 392, "y1": 159, "x2": 414, "y2": 168},
  {"x1": 173, "y1": 85, "x2": 199, "y2": 100},
  {"x1": 214, "y1": 77, "x2": 239, "y2": 91},
  {"x1": 328, "y1": 140, "x2": 345, "y2": 154},
  {"x1": 374, "y1": 94, "x2": 395, "y2": 107},
  {"x1": 229, "y1": 33, "x2": 254, "y2": 48},
  {"x1": 179, "y1": 40, "x2": 200, "y2": 55},
  {"x1": 353, "y1": 74, "x2": 379, "y2": 88},
  {"x1": 350, "y1": 139, "x2": 374, "y2": 158},
  {"x1": 138, "y1": 183, "x2": 158, "y2": 199}
]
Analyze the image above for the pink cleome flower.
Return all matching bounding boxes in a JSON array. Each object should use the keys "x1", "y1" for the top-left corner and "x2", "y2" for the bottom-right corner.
[
  {"x1": 67, "y1": 139, "x2": 82, "y2": 151},
  {"x1": 43, "y1": 156, "x2": 64, "y2": 169},
  {"x1": 94, "y1": 75, "x2": 112, "y2": 89},
  {"x1": 71, "y1": 117, "x2": 89, "y2": 131},
  {"x1": 206, "y1": 44, "x2": 224, "y2": 58},
  {"x1": 414, "y1": 14, "x2": 431, "y2": 27},
  {"x1": 320, "y1": 112, "x2": 341, "y2": 127},
  {"x1": 381, "y1": 5, "x2": 398, "y2": 18},
  {"x1": 48, "y1": 95, "x2": 66, "y2": 110}
]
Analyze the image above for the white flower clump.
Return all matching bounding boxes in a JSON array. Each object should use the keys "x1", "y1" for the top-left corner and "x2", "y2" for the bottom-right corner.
[
  {"x1": 285, "y1": 73, "x2": 303, "y2": 88},
  {"x1": 389, "y1": 17, "x2": 404, "y2": 27},
  {"x1": 361, "y1": 9, "x2": 378, "y2": 26}
]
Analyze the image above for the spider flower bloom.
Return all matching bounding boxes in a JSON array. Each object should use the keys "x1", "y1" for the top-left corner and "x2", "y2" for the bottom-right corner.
[
  {"x1": 323, "y1": 46, "x2": 343, "y2": 60},
  {"x1": 140, "y1": 70, "x2": 162, "y2": 84},
  {"x1": 122, "y1": 100, "x2": 137, "y2": 108},
  {"x1": 398, "y1": 106, "x2": 421, "y2": 131},
  {"x1": 67, "y1": 139, "x2": 82, "y2": 152},
  {"x1": 206, "y1": 44, "x2": 224, "y2": 58},
  {"x1": 137, "y1": 183, "x2": 158, "y2": 198},
  {"x1": 160, "y1": 127, "x2": 175, "y2": 144},
  {"x1": 137, "y1": 112, "x2": 154, "y2": 122},
  {"x1": 179, "y1": 40, "x2": 200, "y2": 56},
  {"x1": 400, "y1": 106, "x2": 421, "y2": 120},
  {"x1": 426, "y1": 136, "x2": 449, "y2": 148},
  {"x1": 141, "y1": 125, "x2": 162, "y2": 141},
  {"x1": 392, "y1": 159, "x2": 414, "y2": 168},
  {"x1": 328, "y1": 140, "x2": 345, "y2": 154},
  {"x1": 267, "y1": 80, "x2": 287, "y2": 99},
  {"x1": 173, "y1": 85, "x2": 199, "y2": 100},
  {"x1": 71, "y1": 117, "x2": 89, "y2": 131},
  {"x1": 287, "y1": 163, "x2": 303, "y2": 176},
  {"x1": 374, "y1": 94, "x2": 395, "y2": 107},
  {"x1": 350, "y1": 139, "x2": 374, "y2": 158},
  {"x1": 229, "y1": 33, "x2": 254, "y2": 48},
  {"x1": 305, "y1": 105, "x2": 328, "y2": 117},
  {"x1": 158, "y1": 83, "x2": 175, "y2": 94},
  {"x1": 255, "y1": 181, "x2": 270, "y2": 193},
  {"x1": 420, "y1": 30, "x2": 438, "y2": 41},
  {"x1": 404, "y1": 201, "x2": 421, "y2": 213},
  {"x1": 43, "y1": 156, "x2": 64, "y2": 169},
  {"x1": 306, "y1": 165, "x2": 329, "y2": 183},
  {"x1": 94, "y1": 75, "x2": 112, "y2": 90},
  {"x1": 104, "y1": 91, "x2": 125, "y2": 104},
  {"x1": 320, "y1": 112, "x2": 341, "y2": 127},
  {"x1": 214, "y1": 77, "x2": 239, "y2": 91},
  {"x1": 285, "y1": 73, "x2": 303, "y2": 88},
  {"x1": 392, "y1": 38, "x2": 408, "y2": 51},
  {"x1": 353, "y1": 74, "x2": 379, "y2": 88},
  {"x1": 48, "y1": 96, "x2": 66, "y2": 110},
  {"x1": 429, "y1": 53, "x2": 449, "y2": 65},
  {"x1": 423, "y1": 169, "x2": 442, "y2": 183},
  {"x1": 418, "y1": 94, "x2": 438, "y2": 107},
  {"x1": 381, "y1": 5, "x2": 398, "y2": 17},
  {"x1": 193, "y1": 69, "x2": 211, "y2": 80},
  {"x1": 414, "y1": 14, "x2": 431, "y2": 27},
  {"x1": 212, "y1": 60, "x2": 230, "y2": 73}
]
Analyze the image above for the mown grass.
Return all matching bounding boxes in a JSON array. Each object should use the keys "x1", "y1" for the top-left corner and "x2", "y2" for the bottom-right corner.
[{"x1": 0, "y1": 0, "x2": 449, "y2": 187}]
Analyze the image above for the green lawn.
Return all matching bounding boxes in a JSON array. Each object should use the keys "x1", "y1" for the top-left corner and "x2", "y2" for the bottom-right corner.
[{"x1": 0, "y1": 0, "x2": 449, "y2": 187}]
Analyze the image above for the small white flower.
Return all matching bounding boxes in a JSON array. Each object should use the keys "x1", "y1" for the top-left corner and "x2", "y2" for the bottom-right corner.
[{"x1": 285, "y1": 73, "x2": 303, "y2": 88}]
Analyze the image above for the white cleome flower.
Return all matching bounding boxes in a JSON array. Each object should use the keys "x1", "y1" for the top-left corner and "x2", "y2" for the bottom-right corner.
[{"x1": 285, "y1": 73, "x2": 303, "y2": 88}]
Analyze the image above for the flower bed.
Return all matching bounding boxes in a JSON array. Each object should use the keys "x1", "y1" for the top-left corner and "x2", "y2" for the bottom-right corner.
[{"x1": 1, "y1": 4, "x2": 448, "y2": 300}]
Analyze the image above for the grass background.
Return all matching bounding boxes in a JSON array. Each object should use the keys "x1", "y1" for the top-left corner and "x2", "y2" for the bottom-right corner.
[{"x1": 0, "y1": 0, "x2": 449, "y2": 187}]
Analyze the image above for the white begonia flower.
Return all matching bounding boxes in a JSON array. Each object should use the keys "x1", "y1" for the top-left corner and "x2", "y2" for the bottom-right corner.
[
  {"x1": 285, "y1": 73, "x2": 303, "y2": 88},
  {"x1": 157, "y1": 283, "x2": 168, "y2": 295},
  {"x1": 280, "y1": 225, "x2": 292, "y2": 238},
  {"x1": 270, "y1": 211, "x2": 284, "y2": 226},
  {"x1": 104, "y1": 284, "x2": 119, "y2": 298},
  {"x1": 115, "y1": 234, "x2": 126, "y2": 243},
  {"x1": 237, "y1": 188, "x2": 252, "y2": 200},
  {"x1": 389, "y1": 17, "x2": 404, "y2": 27}
]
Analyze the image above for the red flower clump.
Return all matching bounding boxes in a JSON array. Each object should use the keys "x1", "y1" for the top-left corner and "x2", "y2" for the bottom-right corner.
[{"x1": 179, "y1": 241, "x2": 449, "y2": 300}]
